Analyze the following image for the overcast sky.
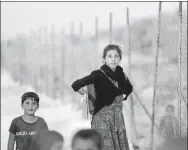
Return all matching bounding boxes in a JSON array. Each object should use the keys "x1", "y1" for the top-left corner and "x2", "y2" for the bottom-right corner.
[{"x1": 1, "y1": 1, "x2": 187, "y2": 39}]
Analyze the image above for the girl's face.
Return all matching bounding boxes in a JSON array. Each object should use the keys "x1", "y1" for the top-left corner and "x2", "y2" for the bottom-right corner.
[
  {"x1": 72, "y1": 138, "x2": 99, "y2": 150},
  {"x1": 104, "y1": 49, "x2": 121, "y2": 71},
  {"x1": 21, "y1": 98, "x2": 39, "y2": 115}
]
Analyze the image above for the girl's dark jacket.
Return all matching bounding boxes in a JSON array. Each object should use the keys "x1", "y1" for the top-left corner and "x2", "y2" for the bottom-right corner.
[{"x1": 71, "y1": 69, "x2": 133, "y2": 115}]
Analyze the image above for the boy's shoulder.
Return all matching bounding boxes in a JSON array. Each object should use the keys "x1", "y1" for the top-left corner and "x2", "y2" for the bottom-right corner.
[
  {"x1": 37, "y1": 116, "x2": 44, "y2": 120},
  {"x1": 11, "y1": 116, "x2": 46, "y2": 123},
  {"x1": 37, "y1": 116, "x2": 47, "y2": 123},
  {"x1": 9, "y1": 116, "x2": 23, "y2": 127},
  {"x1": 11, "y1": 116, "x2": 22, "y2": 122}
]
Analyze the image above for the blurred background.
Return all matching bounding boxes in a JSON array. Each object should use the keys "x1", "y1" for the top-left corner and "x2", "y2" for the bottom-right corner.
[{"x1": 1, "y1": 1, "x2": 187, "y2": 150}]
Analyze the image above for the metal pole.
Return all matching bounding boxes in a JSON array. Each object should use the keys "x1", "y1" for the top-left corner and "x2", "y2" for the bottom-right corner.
[
  {"x1": 150, "y1": 2, "x2": 162, "y2": 150},
  {"x1": 126, "y1": 7, "x2": 136, "y2": 146},
  {"x1": 178, "y1": 1, "x2": 183, "y2": 136}
]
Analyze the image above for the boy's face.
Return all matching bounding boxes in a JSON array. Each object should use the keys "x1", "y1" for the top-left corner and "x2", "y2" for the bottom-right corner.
[
  {"x1": 21, "y1": 97, "x2": 39, "y2": 115},
  {"x1": 166, "y1": 107, "x2": 174, "y2": 115},
  {"x1": 72, "y1": 138, "x2": 99, "y2": 150}
]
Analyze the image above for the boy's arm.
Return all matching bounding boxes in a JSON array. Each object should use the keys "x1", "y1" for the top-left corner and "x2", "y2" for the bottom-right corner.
[
  {"x1": 43, "y1": 121, "x2": 49, "y2": 130},
  {"x1": 8, "y1": 119, "x2": 17, "y2": 150},
  {"x1": 7, "y1": 132, "x2": 15, "y2": 150},
  {"x1": 173, "y1": 116, "x2": 179, "y2": 136},
  {"x1": 159, "y1": 117, "x2": 165, "y2": 135}
]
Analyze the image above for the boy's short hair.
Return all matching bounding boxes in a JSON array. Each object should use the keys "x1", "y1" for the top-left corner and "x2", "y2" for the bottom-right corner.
[
  {"x1": 71, "y1": 129, "x2": 103, "y2": 150},
  {"x1": 29, "y1": 130, "x2": 64, "y2": 150},
  {"x1": 21, "y1": 92, "x2": 40, "y2": 104}
]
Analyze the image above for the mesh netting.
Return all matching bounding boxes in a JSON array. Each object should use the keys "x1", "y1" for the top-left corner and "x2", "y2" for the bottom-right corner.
[{"x1": 129, "y1": 11, "x2": 187, "y2": 149}]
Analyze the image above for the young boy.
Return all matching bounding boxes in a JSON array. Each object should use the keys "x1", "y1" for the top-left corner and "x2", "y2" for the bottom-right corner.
[
  {"x1": 29, "y1": 130, "x2": 64, "y2": 150},
  {"x1": 7, "y1": 92, "x2": 49, "y2": 150},
  {"x1": 71, "y1": 129, "x2": 103, "y2": 150},
  {"x1": 159, "y1": 104, "x2": 179, "y2": 139}
]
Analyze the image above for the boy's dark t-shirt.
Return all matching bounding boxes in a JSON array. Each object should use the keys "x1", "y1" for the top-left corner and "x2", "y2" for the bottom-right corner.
[
  {"x1": 159, "y1": 115, "x2": 179, "y2": 138},
  {"x1": 9, "y1": 116, "x2": 48, "y2": 150}
]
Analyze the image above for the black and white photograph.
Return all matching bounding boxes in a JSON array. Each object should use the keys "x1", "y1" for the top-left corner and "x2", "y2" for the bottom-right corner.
[{"x1": 1, "y1": 1, "x2": 187, "y2": 150}]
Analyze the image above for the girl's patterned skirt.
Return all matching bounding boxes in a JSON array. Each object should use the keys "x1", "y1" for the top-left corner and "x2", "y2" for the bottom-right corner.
[{"x1": 91, "y1": 95, "x2": 130, "y2": 150}]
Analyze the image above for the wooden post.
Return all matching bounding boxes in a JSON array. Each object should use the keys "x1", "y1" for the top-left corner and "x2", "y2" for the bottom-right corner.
[
  {"x1": 21, "y1": 35, "x2": 27, "y2": 85},
  {"x1": 70, "y1": 21, "x2": 77, "y2": 103},
  {"x1": 38, "y1": 27, "x2": 43, "y2": 92},
  {"x1": 71, "y1": 22, "x2": 75, "y2": 41},
  {"x1": 32, "y1": 30, "x2": 39, "y2": 91},
  {"x1": 43, "y1": 27, "x2": 48, "y2": 46},
  {"x1": 34, "y1": 29, "x2": 40, "y2": 92},
  {"x1": 93, "y1": 17, "x2": 99, "y2": 69},
  {"x1": 80, "y1": 22, "x2": 83, "y2": 37},
  {"x1": 38, "y1": 27, "x2": 42, "y2": 45},
  {"x1": 70, "y1": 21, "x2": 75, "y2": 53},
  {"x1": 95, "y1": 17, "x2": 99, "y2": 41},
  {"x1": 109, "y1": 12, "x2": 112, "y2": 44},
  {"x1": 51, "y1": 24, "x2": 56, "y2": 99},
  {"x1": 178, "y1": 1, "x2": 183, "y2": 136},
  {"x1": 150, "y1": 2, "x2": 162, "y2": 150},
  {"x1": 28, "y1": 31, "x2": 32, "y2": 85},
  {"x1": 43, "y1": 27, "x2": 49, "y2": 95},
  {"x1": 70, "y1": 22, "x2": 75, "y2": 77},
  {"x1": 61, "y1": 28, "x2": 65, "y2": 100},
  {"x1": 29, "y1": 31, "x2": 36, "y2": 88}
]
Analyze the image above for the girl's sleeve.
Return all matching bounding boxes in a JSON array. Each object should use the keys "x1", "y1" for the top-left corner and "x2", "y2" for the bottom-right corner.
[
  {"x1": 123, "y1": 73, "x2": 133, "y2": 100},
  {"x1": 71, "y1": 71, "x2": 96, "y2": 92}
]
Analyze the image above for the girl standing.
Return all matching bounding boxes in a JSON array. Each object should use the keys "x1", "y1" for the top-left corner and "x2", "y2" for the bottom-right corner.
[{"x1": 71, "y1": 44, "x2": 133, "y2": 150}]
